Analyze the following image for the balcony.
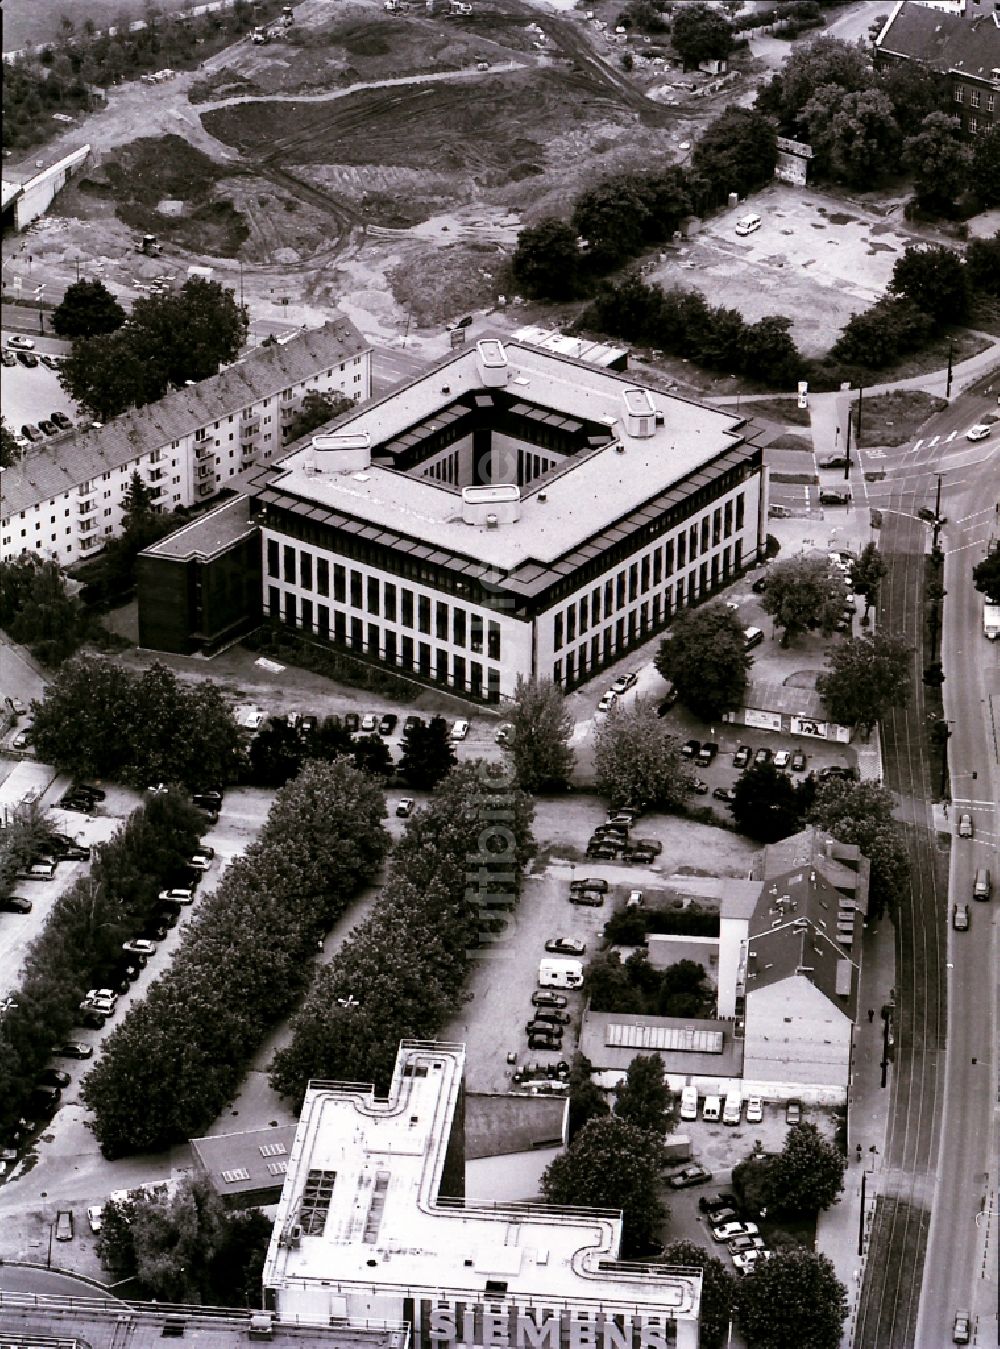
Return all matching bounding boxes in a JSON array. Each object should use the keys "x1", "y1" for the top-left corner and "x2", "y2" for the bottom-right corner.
[
  {"x1": 78, "y1": 518, "x2": 97, "y2": 535},
  {"x1": 241, "y1": 415, "x2": 260, "y2": 435},
  {"x1": 194, "y1": 440, "x2": 213, "y2": 461},
  {"x1": 77, "y1": 499, "x2": 97, "y2": 517},
  {"x1": 80, "y1": 533, "x2": 100, "y2": 550},
  {"x1": 195, "y1": 463, "x2": 213, "y2": 481},
  {"x1": 196, "y1": 482, "x2": 214, "y2": 498}
]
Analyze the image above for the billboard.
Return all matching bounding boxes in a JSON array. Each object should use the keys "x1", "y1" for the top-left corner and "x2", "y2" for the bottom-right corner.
[{"x1": 416, "y1": 1302, "x2": 678, "y2": 1349}]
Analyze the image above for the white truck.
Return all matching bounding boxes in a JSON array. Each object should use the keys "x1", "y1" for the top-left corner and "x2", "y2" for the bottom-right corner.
[
  {"x1": 538, "y1": 958, "x2": 584, "y2": 989},
  {"x1": 984, "y1": 601, "x2": 1000, "y2": 640}
]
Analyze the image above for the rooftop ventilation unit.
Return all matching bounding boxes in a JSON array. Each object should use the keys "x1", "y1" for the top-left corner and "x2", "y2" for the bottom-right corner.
[
  {"x1": 311, "y1": 431, "x2": 371, "y2": 473},
  {"x1": 462, "y1": 483, "x2": 521, "y2": 526},
  {"x1": 477, "y1": 338, "x2": 509, "y2": 388},
  {"x1": 622, "y1": 387, "x2": 657, "y2": 438}
]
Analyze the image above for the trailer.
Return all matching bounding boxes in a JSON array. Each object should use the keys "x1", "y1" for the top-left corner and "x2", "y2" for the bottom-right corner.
[
  {"x1": 0, "y1": 762, "x2": 56, "y2": 826},
  {"x1": 984, "y1": 601, "x2": 1000, "y2": 640}
]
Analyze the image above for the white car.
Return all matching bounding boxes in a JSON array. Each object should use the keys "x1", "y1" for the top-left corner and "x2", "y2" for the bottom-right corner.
[
  {"x1": 188, "y1": 853, "x2": 213, "y2": 872},
  {"x1": 711, "y1": 1220, "x2": 759, "y2": 1243},
  {"x1": 732, "y1": 1249, "x2": 771, "y2": 1275},
  {"x1": 87, "y1": 1204, "x2": 104, "y2": 1234},
  {"x1": 745, "y1": 1095, "x2": 763, "y2": 1124},
  {"x1": 7, "y1": 335, "x2": 36, "y2": 350},
  {"x1": 123, "y1": 939, "x2": 157, "y2": 957},
  {"x1": 451, "y1": 719, "x2": 469, "y2": 741},
  {"x1": 597, "y1": 690, "x2": 617, "y2": 713},
  {"x1": 158, "y1": 887, "x2": 194, "y2": 904},
  {"x1": 773, "y1": 750, "x2": 790, "y2": 769},
  {"x1": 966, "y1": 424, "x2": 991, "y2": 442},
  {"x1": 360, "y1": 713, "x2": 378, "y2": 732}
]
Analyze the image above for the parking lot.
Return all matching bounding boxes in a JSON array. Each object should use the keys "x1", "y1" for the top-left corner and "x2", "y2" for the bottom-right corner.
[{"x1": 2, "y1": 331, "x2": 78, "y2": 440}]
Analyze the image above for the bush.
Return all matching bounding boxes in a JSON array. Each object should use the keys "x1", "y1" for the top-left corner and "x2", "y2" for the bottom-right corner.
[{"x1": 82, "y1": 761, "x2": 389, "y2": 1155}]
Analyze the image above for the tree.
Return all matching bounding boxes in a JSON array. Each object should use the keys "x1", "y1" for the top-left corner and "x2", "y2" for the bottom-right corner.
[
  {"x1": 816, "y1": 631, "x2": 911, "y2": 734},
  {"x1": 737, "y1": 1248, "x2": 848, "y2": 1349},
  {"x1": 831, "y1": 294, "x2": 931, "y2": 369},
  {"x1": 888, "y1": 242, "x2": 968, "y2": 324},
  {"x1": 878, "y1": 60, "x2": 949, "y2": 138},
  {"x1": 567, "y1": 1053, "x2": 610, "y2": 1141},
  {"x1": 738, "y1": 314, "x2": 802, "y2": 386},
  {"x1": 284, "y1": 389, "x2": 355, "y2": 444},
  {"x1": 807, "y1": 777, "x2": 909, "y2": 921},
  {"x1": 691, "y1": 109, "x2": 778, "y2": 205},
  {"x1": 851, "y1": 541, "x2": 887, "y2": 618},
  {"x1": 512, "y1": 218, "x2": 582, "y2": 300},
  {"x1": 767, "y1": 1122, "x2": 845, "y2": 1213},
  {"x1": 593, "y1": 700, "x2": 691, "y2": 809},
  {"x1": 902, "y1": 112, "x2": 972, "y2": 214},
  {"x1": 0, "y1": 553, "x2": 88, "y2": 666},
  {"x1": 0, "y1": 419, "x2": 20, "y2": 468},
  {"x1": 970, "y1": 127, "x2": 1000, "y2": 207},
  {"x1": 397, "y1": 716, "x2": 457, "y2": 790},
  {"x1": 760, "y1": 555, "x2": 847, "y2": 646},
  {"x1": 51, "y1": 278, "x2": 127, "y2": 339},
  {"x1": 801, "y1": 85, "x2": 900, "y2": 188},
  {"x1": 246, "y1": 717, "x2": 305, "y2": 786},
  {"x1": 660, "y1": 1241, "x2": 736, "y2": 1349},
  {"x1": 508, "y1": 677, "x2": 575, "y2": 793},
  {"x1": 572, "y1": 175, "x2": 653, "y2": 269},
  {"x1": 972, "y1": 546, "x2": 1000, "y2": 603},
  {"x1": 756, "y1": 37, "x2": 874, "y2": 132},
  {"x1": 614, "y1": 1053, "x2": 673, "y2": 1135},
  {"x1": 671, "y1": 2, "x2": 733, "y2": 69},
  {"x1": 966, "y1": 234, "x2": 1000, "y2": 296},
  {"x1": 541, "y1": 1115, "x2": 666, "y2": 1256},
  {"x1": 730, "y1": 761, "x2": 805, "y2": 842},
  {"x1": 59, "y1": 328, "x2": 162, "y2": 421},
  {"x1": 351, "y1": 732, "x2": 393, "y2": 779},
  {"x1": 654, "y1": 603, "x2": 750, "y2": 719}
]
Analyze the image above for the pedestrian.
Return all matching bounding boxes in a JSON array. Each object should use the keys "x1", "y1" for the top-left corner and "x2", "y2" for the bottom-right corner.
[
  {"x1": 868, "y1": 1008, "x2": 875, "y2": 1023},
  {"x1": 943, "y1": 801, "x2": 948, "y2": 818}
]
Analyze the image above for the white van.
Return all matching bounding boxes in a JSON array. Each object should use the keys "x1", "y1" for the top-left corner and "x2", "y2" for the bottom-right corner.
[
  {"x1": 702, "y1": 1094, "x2": 722, "y2": 1122},
  {"x1": 680, "y1": 1085, "x2": 698, "y2": 1122},
  {"x1": 735, "y1": 213, "x2": 761, "y2": 237},
  {"x1": 723, "y1": 1091, "x2": 742, "y2": 1126},
  {"x1": 538, "y1": 958, "x2": 584, "y2": 990}
]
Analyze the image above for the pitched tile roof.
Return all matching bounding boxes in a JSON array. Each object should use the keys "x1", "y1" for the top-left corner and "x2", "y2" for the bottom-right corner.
[
  {"x1": 1, "y1": 318, "x2": 368, "y2": 520},
  {"x1": 877, "y1": 2, "x2": 1000, "y2": 80}
]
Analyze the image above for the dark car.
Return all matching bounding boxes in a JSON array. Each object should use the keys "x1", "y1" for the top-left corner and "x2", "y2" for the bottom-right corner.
[
  {"x1": 0, "y1": 350, "x2": 15, "y2": 367},
  {"x1": 50, "y1": 411, "x2": 72, "y2": 430},
  {"x1": 632, "y1": 838, "x2": 662, "y2": 856},
  {"x1": 625, "y1": 845, "x2": 657, "y2": 865},
  {"x1": 569, "y1": 889, "x2": 604, "y2": 906},
  {"x1": 37, "y1": 1068, "x2": 71, "y2": 1089},
  {"x1": 570, "y1": 877, "x2": 609, "y2": 894},
  {"x1": 531, "y1": 1009, "x2": 571, "y2": 1026},
  {"x1": 531, "y1": 990, "x2": 568, "y2": 1009},
  {"x1": 712, "y1": 786, "x2": 737, "y2": 804},
  {"x1": 656, "y1": 693, "x2": 678, "y2": 717},
  {"x1": 733, "y1": 744, "x2": 751, "y2": 768},
  {"x1": 379, "y1": 713, "x2": 398, "y2": 736},
  {"x1": 403, "y1": 715, "x2": 424, "y2": 734},
  {"x1": 192, "y1": 790, "x2": 223, "y2": 810},
  {"x1": 818, "y1": 764, "x2": 855, "y2": 782},
  {"x1": 791, "y1": 749, "x2": 807, "y2": 772},
  {"x1": 21, "y1": 423, "x2": 43, "y2": 441},
  {"x1": 76, "y1": 1006, "x2": 107, "y2": 1030},
  {"x1": 143, "y1": 916, "x2": 171, "y2": 941},
  {"x1": 527, "y1": 1033, "x2": 563, "y2": 1051},
  {"x1": 818, "y1": 455, "x2": 852, "y2": 470},
  {"x1": 668, "y1": 1164, "x2": 713, "y2": 1189},
  {"x1": 1, "y1": 895, "x2": 33, "y2": 914},
  {"x1": 587, "y1": 841, "x2": 623, "y2": 861},
  {"x1": 344, "y1": 713, "x2": 361, "y2": 733},
  {"x1": 690, "y1": 777, "x2": 709, "y2": 795},
  {"x1": 17, "y1": 352, "x2": 39, "y2": 368},
  {"x1": 753, "y1": 747, "x2": 772, "y2": 766},
  {"x1": 49, "y1": 840, "x2": 90, "y2": 862},
  {"x1": 158, "y1": 899, "x2": 183, "y2": 921},
  {"x1": 593, "y1": 823, "x2": 629, "y2": 841},
  {"x1": 681, "y1": 739, "x2": 700, "y2": 758},
  {"x1": 38, "y1": 418, "x2": 59, "y2": 436},
  {"x1": 57, "y1": 1042, "x2": 93, "y2": 1060},
  {"x1": 30, "y1": 1084, "x2": 62, "y2": 1113},
  {"x1": 40, "y1": 354, "x2": 61, "y2": 371},
  {"x1": 59, "y1": 793, "x2": 94, "y2": 814},
  {"x1": 697, "y1": 742, "x2": 719, "y2": 766},
  {"x1": 300, "y1": 714, "x2": 318, "y2": 733},
  {"x1": 105, "y1": 957, "x2": 143, "y2": 993},
  {"x1": 77, "y1": 784, "x2": 106, "y2": 801},
  {"x1": 751, "y1": 575, "x2": 768, "y2": 594}
]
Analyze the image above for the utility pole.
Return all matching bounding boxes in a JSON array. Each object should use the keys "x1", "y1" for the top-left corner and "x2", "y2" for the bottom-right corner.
[
  {"x1": 932, "y1": 474, "x2": 943, "y2": 551},
  {"x1": 844, "y1": 400, "x2": 852, "y2": 473},
  {"x1": 946, "y1": 343, "x2": 954, "y2": 400}
]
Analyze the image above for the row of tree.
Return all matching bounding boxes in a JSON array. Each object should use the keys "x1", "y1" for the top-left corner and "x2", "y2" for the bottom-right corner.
[
  {"x1": 0, "y1": 554, "x2": 102, "y2": 667},
  {"x1": 588, "y1": 950, "x2": 714, "y2": 1018},
  {"x1": 268, "y1": 760, "x2": 536, "y2": 1106},
  {"x1": 30, "y1": 657, "x2": 245, "y2": 789},
  {"x1": 0, "y1": 791, "x2": 205, "y2": 1141},
  {"x1": 82, "y1": 760, "x2": 390, "y2": 1155}
]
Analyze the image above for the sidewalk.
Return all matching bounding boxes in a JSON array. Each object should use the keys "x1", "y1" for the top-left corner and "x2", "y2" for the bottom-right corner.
[{"x1": 816, "y1": 917, "x2": 896, "y2": 1347}]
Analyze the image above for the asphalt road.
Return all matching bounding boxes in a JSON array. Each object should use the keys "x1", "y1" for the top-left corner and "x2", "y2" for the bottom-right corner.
[{"x1": 853, "y1": 389, "x2": 998, "y2": 1347}]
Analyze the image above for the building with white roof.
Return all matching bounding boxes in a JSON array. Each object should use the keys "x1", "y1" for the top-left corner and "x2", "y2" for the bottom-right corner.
[
  {"x1": 262, "y1": 1040, "x2": 702, "y2": 1348},
  {"x1": 202, "y1": 335, "x2": 763, "y2": 699}
]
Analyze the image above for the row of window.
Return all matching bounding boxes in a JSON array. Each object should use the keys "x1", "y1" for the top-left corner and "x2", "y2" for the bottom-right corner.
[
  {"x1": 553, "y1": 552, "x2": 740, "y2": 688},
  {"x1": 265, "y1": 541, "x2": 503, "y2": 658},
  {"x1": 553, "y1": 500, "x2": 744, "y2": 651},
  {"x1": 955, "y1": 86, "x2": 994, "y2": 112},
  {"x1": 267, "y1": 589, "x2": 502, "y2": 701}
]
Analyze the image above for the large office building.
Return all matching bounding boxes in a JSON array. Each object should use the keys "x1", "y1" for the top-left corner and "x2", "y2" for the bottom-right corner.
[
  {"x1": 1, "y1": 319, "x2": 370, "y2": 567},
  {"x1": 262, "y1": 1040, "x2": 702, "y2": 1348},
  {"x1": 141, "y1": 336, "x2": 763, "y2": 690}
]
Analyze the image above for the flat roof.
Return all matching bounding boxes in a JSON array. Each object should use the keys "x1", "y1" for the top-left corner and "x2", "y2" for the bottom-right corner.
[
  {"x1": 265, "y1": 340, "x2": 746, "y2": 574},
  {"x1": 191, "y1": 1122, "x2": 299, "y2": 1196},
  {"x1": 265, "y1": 1040, "x2": 700, "y2": 1319},
  {"x1": 143, "y1": 496, "x2": 254, "y2": 561},
  {"x1": 579, "y1": 1013, "x2": 744, "y2": 1082}
]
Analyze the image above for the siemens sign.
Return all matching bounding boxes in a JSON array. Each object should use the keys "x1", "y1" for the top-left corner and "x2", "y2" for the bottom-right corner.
[{"x1": 421, "y1": 1304, "x2": 677, "y2": 1349}]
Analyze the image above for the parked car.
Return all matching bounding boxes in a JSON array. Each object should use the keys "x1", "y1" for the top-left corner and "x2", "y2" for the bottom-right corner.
[
  {"x1": 360, "y1": 713, "x2": 378, "y2": 733},
  {"x1": 402, "y1": 715, "x2": 423, "y2": 734},
  {"x1": 38, "y1": 419, "x2": 58, "y2": 436},
  {"x1": 681, "y1": 739, "x2": 700, "y2": 758},
  {"x1": 123, "y1": 938, "x2": 157, "y2": 957},
  {"x1": 626, "y1": 889, "x2": 643, "y2": 908},
  {"x1": 597, "y1": 690, "x2": 617, "y2": 713},
  {"x1": 958, "y1": 812, "x2": 974, "y2": 839},
  {"x1": 952, "y1": 904, "x2": 970, "y2": 932},
  {"x1": 570, "y1": 889, "x2": 604, "y2": 906},
  {"x1": 50, "y1": 410, "x2": 72, "y2": 430},
  {"x1": 690, "y1": 777, "x2": 709, "y2": 795},
  {"x1": 965, "y1": 424, "x2": 990, "y2": 442},
  {"x1": 586, "y1": 841, "x2": 622, "y2": 861},
  {"x1": 712, "y1": 1220, "x2": 759, "y2": 1243},
  {"x1": 451, "y1": 719, "x2": 469, "y2": 741},
  {"x1": 696, "y1": 742, "x2": 719, "y2": 766},
  {"x1": 76, "y1": 1007, "x2": 106, "y2": 1030},
  {"x1": 54, "y1": 1210, "x2": 74, "y2": 1242},
  {"x1": 189, "y1": 852, "x2": 213, "y2": 872},
  {"x1": 732, "y1": 1250, "x2": 771, "y2": 1276},
  {"x1": 545, "y1": 937, "x2": 586, "y2": 956},
  {"x1": 17, "y1": 352, "x2": 39, "y2": 368},
  {"x1": 753, "y1": 747, "x2": 771, "y2": 766},
  {"x1": 531, "y1": 990, "x2": 568, "y2": 1009},
  {"x1": 785, "y1": 1099, "x2": 802, "y2": 1125},
  {"x1": 952, "y1": 1310, "x2": 971, "y2": 1343},
  {"x1": 668, "y1": 1164, "x2": 713, "y2": 1189},
  {"x1": 343, "y1": 712, "x2": 360, "y2": 733},
  {"x1": 531, "y1": 1008, "x2": 571, "y2": 1026},
  {"x1": 0, "y1": 349, "x2": 15, "y2": 367},
  {"x1": 158, "y1": 887, "x2": 194, "y2": 904},
  {"x1": 733, "y1": 744, "x2": 751, "y2": 767},
  {"x1": 611, "y1": 671, "x2": 639, "y2": 695},
  {"x1": 526, "y1": 1019, "x2": 564, "y2": 1037},
  {"x1": 192, "y1": 789, "x2": 223, "y2": 810},
  {"x1": 790, "y1": 749, "x2": 807, "y2": 772},
  {"x1": 818, "y1": 764, "x2": 855, "y2": 782},
  {"x1": 57, "y1": 1042, "x2": 93, "y2": 1060},
  {"x1": 379, "y1": 713, "x2": 398, "y2": 735},
  {"x1": 495, "y1": 723, "x2": 514, "y2": 746},
  {"x1": 395, "y1": 798, "x2": 414, "y2": 818},
  {"x1": 657, "y1": 689, "x2": 679, "y2": 715},
  {"x1": 527, "y1": 1033, "x2": 563, "y2": 1051},
  {"x1": 12, "y1": 725, "x2": 33, "y2": 748},
  {"x1": 773, "y1": 749, "x2": 790, "y2": 768},
  {"x1": 818, "y1": 455, "x2": 852, "y2": 469},
  {"x1": 728, "y1": 1234, "x2": 767, "y2": 1254},
  {"x1": 87, "y1": 1204, "x2": 104, "y2": 1234},
  {"x1": 17, "y1": 861, "x2": 56, "y2": 881},
  {"x1": 632, "y1": 838, "x2": 661, "y2": 856},
  {"x1": 7, "y1": 335, "x2": 35, "y2": 350},
  {"x1": 1, "y1": 896, "x2": 33, "y2": 914},
  {"x1": 745, "y1": 1095, "x2": 763, "y2": 1124},
  {"x1": 570, "y1": 877, "x2": 609, "y2": 895},
  {"x1": 594, "y1": 823, "x2": 629, "y2": 840},
  {"x1": 37, "y1": 1068, "x2": 71, "y2": 1088}
]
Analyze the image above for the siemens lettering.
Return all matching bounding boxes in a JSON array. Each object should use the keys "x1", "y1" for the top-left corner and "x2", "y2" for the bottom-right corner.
[{"x1": 427, "y1": 1307, "x2": 672, "y2": 1349}]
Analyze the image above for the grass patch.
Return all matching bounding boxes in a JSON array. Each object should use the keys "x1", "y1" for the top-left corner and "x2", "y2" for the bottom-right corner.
[
  {"x1": 746, "y1": 398, "x2": 811, "y2": 426},
  {"x1": 389, "y1": 245, "x2": 502, "y2": 327},
  {"x1": 766, "y1": 432, "x2": 813, "y2": 451},
  {"x1": 922, "y1": 552, "x2": 947, "y2": 800},
  {"x1": 852, "y1": 391, "x2": 946, "y2": 448}
]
